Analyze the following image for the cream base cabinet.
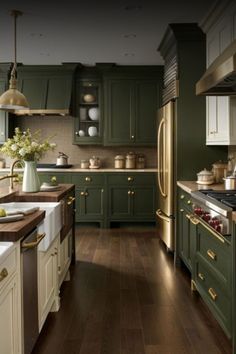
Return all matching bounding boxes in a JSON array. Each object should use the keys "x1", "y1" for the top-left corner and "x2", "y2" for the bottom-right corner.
[
  {"x1": 58, "y1": 230, "x2": 72, "y2": 288},
  {"x1": 38, "y1": 235, "x2": 60, "y2": 332},
  {"x1": 0, "y1": 244, "x2": 22, "y2": 354}
]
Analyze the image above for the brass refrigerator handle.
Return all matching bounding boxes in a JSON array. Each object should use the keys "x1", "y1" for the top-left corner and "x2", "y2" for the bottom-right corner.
[
  {"x1": 22, "y1": 233, "x2": 46, "y2": 249},
  {"x1": 157, "y1": 118, "x2": 167, "y2": 197},
  {"x1": 156, "y1": 209, "x2": 170, "y2": 223}
]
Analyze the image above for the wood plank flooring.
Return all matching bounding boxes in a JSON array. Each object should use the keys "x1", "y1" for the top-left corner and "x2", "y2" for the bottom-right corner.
[{"x1": 32, "y1": 227, "x2": 232, "y2": 354}]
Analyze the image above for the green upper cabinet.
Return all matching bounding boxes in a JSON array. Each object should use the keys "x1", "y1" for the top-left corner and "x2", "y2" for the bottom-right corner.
[
  {"x1": 103, "y1": 66, "x2": 163, "y2": 146},
  {"x1": 73, "y1": 65, "x2": 103, "y2": 145},
  {"x1": 16, "y1": 64, "x2": 76, "y2": 115}
]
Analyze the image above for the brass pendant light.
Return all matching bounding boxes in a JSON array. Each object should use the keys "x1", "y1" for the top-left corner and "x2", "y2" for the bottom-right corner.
[{"x1": 0, "y1": 10, "x2": 29, "y2": 111}]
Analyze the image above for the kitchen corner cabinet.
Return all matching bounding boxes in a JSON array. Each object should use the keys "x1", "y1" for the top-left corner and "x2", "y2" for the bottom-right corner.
[
  {"x1": 177, "y1": 188, "x2": 196, "y2": 272},
  {"x1": 204, "y1": 2, "x2": 236, "y2": 145},
  {"x1": 107, "y1": 173, "x2": 156, "y2": 224},
  {"x1": 71, "y1": 173, "x2": 106, "y2": 227},
  {"x1": 104, "y1": 68, "x2": 163, "y2": 146},
  {"x1": 0, "y1": 243, "x2": 22, "y2": 354}
]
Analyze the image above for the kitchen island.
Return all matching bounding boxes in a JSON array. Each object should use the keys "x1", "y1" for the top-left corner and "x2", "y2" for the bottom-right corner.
[{"x1": 0, "y1": 184, "x2": 75, "y2": 354}]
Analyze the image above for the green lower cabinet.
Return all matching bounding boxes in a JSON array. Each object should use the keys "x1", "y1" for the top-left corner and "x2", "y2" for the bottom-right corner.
[
  {"x1": 39, "y1": 172, "x2": 71, "y2": 184},
  {"x1": 75, "y1": 187, "x2": 105, "y2": 226},
  {"x1": 107, "y1": 173, "x2": 156, "y2": 223},
  {"x1": 177, "y1": 188, "x2": 196, "y2": 272}
]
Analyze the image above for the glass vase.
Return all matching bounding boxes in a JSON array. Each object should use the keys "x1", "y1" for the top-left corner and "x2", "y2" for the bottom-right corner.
[{"x1": 22, "y1": 160, "x2": 40, "y2": 193}]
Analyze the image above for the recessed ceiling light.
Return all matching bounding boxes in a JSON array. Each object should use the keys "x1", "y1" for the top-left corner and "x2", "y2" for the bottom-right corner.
[
  {"x1": 124, "y1": 5, "x2": 142, "y2": 11},
  {"x1": 124, "y1": 34, "x2": 137, "y2": 38},
  {"x1": 124, "y1": 53, "x2": 135, "y2": 57}
]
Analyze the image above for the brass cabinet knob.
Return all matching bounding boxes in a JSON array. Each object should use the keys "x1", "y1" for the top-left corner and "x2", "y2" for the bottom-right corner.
[
  {"x1": 208, "y1": 287, "x2": 217, "y2": 301},
  {"x1": 180, "y1": 209, "x2": 184, "y2": 212},
  {"x1": 131, "y1": 191, "x2": 135, "y2": 195},
  {"x1": 131, "y1": 135, "x2": 134, "y2": 139},
  {"x1": 75, "y1": 131, "x2": 79, "y2": 135},
  {"x1": 187, "y1": 200, "x2": 191, "y2": 205},
  {"x1": 85, "y1": 176, "x2": 92, "y2": 182},
  {"x1": 0, "y1": 268, "x2": 8, "y2": 282},
  {"x1": 128, "y1": 190, "x2": 132, "y2": 195},
  {"x1": 180, "y1": 195, "x2": 185, "y2": 200},
  {"x1": 128, "y1": 177, "x2": 134, "y2": 182},
  {"x1": 67, "y1": 196, "x2": 75, "y2": 205},
  {"x1": 207, "y1": 249, "x2": 216, "y2": 260},
  {"x1": 198, "y1": 273, "x2": 205, "y2": 281},
  {"x1": 80, "y1": 191, "x2": 85, "y2": 196}
]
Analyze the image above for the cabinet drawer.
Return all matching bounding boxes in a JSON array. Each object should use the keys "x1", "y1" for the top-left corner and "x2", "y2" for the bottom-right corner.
[
  {"x1": 196, "y1": 259, "x2": 231, "y2": 337},
  {"x1": 196, "y1": 225, "x2": 231, "y2": 285},
  {"x1": 108, "y1": 173, "x2": 155, "y2": 185},
  {"x1": 0, "y1": 246, "x2": 17, "y2": 291},
  {"x1": 71, "y1": 173, "x2": 105, "y2": 186}
]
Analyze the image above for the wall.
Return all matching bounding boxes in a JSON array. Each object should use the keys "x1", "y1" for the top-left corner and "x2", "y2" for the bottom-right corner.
[{"x1": 1, "y1": 115, "x2": 157, "y2": 168}]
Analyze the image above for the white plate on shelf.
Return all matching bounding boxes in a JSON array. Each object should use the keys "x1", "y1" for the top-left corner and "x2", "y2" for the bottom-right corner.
[{"x1": 0, "y1": 214, "x2": 24, "y2": 223}]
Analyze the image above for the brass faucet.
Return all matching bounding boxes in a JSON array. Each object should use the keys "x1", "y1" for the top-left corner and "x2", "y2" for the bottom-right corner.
[{"x1": 9, "y1": 159, "x2": 23, "y2": 190}]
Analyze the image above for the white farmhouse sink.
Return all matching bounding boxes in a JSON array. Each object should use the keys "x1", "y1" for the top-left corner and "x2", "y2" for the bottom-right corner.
[{"x1": 0, "y1": 202, "x2": 62, "y2": 251}]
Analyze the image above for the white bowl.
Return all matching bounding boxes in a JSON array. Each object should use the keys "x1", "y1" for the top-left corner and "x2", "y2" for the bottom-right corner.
[
  {"x1": 88, "y1": 107, "x2": 99, "y2": 121},
  {"x1": 88, "y1": 126, "x2": 98, "y2": 137}
]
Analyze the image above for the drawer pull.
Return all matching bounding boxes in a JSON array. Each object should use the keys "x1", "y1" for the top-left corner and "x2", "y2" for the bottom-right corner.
[
  {"x1": 208, "y1": 287, "x2": 217, "y2": 301},
  {"x1": 85, "y1": 177, "x2": 92, "y2": 182},
  {"x1": 198, "y1": 272, "x2": 205, "y2": 281},
  {"x1": 128, "y1": 177, "x2": 134, "y2": 182},
  {"x1": 185, "y1": 213, "x2": 191, "y2": 220},
  {"x1": 67, "y1": 196, "x2": 75, "y2": 205},
  {"x1": 180, "y1": 208, "x2": 184, "y2": 212},
  {"x1": 190, "y1": 216, "x2": 200, "y2": 225},
  {"x1": 180, "y1": 195, "x2": 185, "y2": 200},
  {"x1": 0, "y1": 268, "x2": 8, "y2": 282},
  {"x1": 22, "y1": 233, "x2": 46, "y2": 249},
  {"x1": 207, "y1": 249, "x2": 216, "y2": 261}
]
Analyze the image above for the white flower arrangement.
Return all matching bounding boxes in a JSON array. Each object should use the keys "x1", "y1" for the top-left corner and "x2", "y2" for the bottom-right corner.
[{"x1": 0, "y1": 127, "x2": 56, "y2": 161}]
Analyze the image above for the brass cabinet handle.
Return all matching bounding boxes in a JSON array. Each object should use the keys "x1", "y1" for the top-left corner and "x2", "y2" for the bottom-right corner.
[
  {"x1": 185, "y1": 213, "x2": 191, "y2": 220},
  {"x1": 180, "y1": 209, "x2": 184, "y2": 212},
  {"x1": 190, "y1": 216, "x2": 200, "y2": 225},
  {"x1": 0, "y1": 268, "x2": 8, "y2": 282},
  {"x1": 128, "y1": 177, "x2": 134, "y2": 182},
  {"x1": 180, "y1": 195, "x2": 185, "y2": 200},
  {"x1": 22, "y1": 233, "x2": 46, "y2": 249},
  {"x1": 197, "y1": 218, "x2": 225, "y2": 243},
  {"x1": 198, "y1": 272, "x2": 205, "y2": 281},
  {"x1": 67, "y1": 196, "x2": 75, "y2": 205},
  {"x1": 187, "y1": 200, "x2": 191, "y2": 205},
  {"x1": 80, "y1": 191, "x2": 85, "y2": 196},
  {"x1": 128, "y1": 190, "x2": 132, "y2": 195},
  {"x1": 131, "y1": 191, "x2": 135, "y2": 195},
  {"x1": 207, "y1": 249, "x2": 217, "y2": 261},
  {"x1": 85, "y1": 176, "x2": 92, "y2": 182},
  {"x1": 208, "y1": 287, "x2": 217, "y2": 301},
  {"x1": 131, "y1": 135, "x2": 135, "y2": 139}
]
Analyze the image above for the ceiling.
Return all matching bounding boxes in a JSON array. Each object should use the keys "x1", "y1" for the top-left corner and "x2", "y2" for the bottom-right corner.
[{"x1": 0, "y1": 0, "x2": 217, "y2": 66}]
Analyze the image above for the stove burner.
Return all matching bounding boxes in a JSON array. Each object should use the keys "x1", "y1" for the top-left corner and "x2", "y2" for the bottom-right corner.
[{"x1": 200, "y1": 190, "x2": 236, "y2": 210}]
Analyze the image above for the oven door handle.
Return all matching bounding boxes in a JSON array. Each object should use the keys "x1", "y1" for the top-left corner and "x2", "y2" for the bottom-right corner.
[
  {"x1": 21, "y1": 233, "x2": 46, "y2": 249},
  {"x1": 195, "y1": 217, "x2": 225, "y2": 244}
]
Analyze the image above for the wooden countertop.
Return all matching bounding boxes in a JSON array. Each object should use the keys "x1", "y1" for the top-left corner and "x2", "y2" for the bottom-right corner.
[
  {"x1": 0, "y1": 210, "x2": 45, "y2": 242},
  {"x1": 0, "y1": 184, "x2": 74, "y2": 242},
  {"x1": 0, "y1": 167, "x2": 157, "y2": 173}
]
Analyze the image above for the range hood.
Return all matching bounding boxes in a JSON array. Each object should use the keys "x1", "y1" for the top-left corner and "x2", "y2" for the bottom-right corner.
[
  {"x1": 196, "y1": 39, "x2": 236, "y2": 96},
  {"x1": 12, "y1": 64, "x2": 76, "y2": 116}
]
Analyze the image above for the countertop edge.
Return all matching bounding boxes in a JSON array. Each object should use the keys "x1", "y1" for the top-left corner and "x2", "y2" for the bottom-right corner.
[{"x1": 0, "y1": 167, "x2": 157, "y2": 173}]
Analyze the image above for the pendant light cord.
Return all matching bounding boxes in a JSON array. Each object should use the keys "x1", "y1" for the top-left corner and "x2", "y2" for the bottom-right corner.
[{"x1": 10, "y1": 10, "x2": 22, "y2": 80}]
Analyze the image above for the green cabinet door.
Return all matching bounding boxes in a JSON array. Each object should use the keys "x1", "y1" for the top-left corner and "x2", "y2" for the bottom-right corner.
[
  {"x1": 135, "y1": 80, "x2": 160, "y2": 144},
  {"x1": 75, "y1": 187, "x2": 105, "y2": 222},
  {"x1": 104, "y1": 79, "x2": 133, "y2": 145},
  {"x1": 108, "y1": 186, "x2": 132, "y2": 218},
  {"x1": 132, "y1": 185, "x2": 156, "y2": 218},
  {"x1": 177, "y1": 189, "x2": 196, "y2": 272}
]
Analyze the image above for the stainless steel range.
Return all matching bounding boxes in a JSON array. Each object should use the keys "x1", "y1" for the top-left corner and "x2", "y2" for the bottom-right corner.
[{"x1": 191, "y1": 190, "x2": 235, "y2": 239}]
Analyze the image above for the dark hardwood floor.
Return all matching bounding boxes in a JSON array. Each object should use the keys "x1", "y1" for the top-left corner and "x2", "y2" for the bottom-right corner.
[{"x1": 32, "y1": 227, "x2": 232, "y2": 354}]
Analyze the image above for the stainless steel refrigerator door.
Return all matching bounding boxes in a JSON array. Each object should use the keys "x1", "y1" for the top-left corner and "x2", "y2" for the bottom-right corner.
[
  {"x1": 156, "y1": 101, "x2": 175, "y2": 251},
  {"x1": 156, "y1": 209, "x2": 174, "y2": 251},
  {"x1": 157, "y1": 101, "x2": 174, "y2": 216}
]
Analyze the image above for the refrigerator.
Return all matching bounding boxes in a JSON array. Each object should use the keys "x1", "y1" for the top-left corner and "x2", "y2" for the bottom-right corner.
[{"x1": 156, "y1": 100, "x2": 175, "y2": 251}]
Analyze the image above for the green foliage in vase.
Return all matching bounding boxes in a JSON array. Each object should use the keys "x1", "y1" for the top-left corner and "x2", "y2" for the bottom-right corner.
[{"x1": 0, "y1": 127, "x2": 56, "y2": 161}]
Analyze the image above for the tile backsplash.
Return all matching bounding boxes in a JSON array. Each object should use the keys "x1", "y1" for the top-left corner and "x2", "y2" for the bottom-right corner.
[{"x1": 1, "y1": 115, "x2": 157, "y2": 168}]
